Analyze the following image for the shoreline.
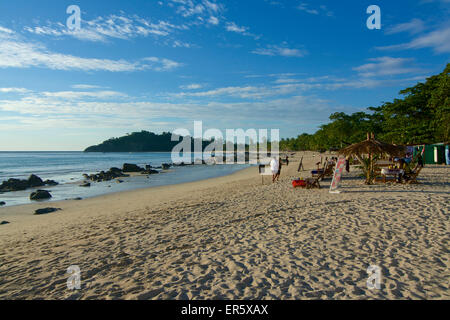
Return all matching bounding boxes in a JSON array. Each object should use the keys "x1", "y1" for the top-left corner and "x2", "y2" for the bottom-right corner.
[
  {"x1": 0, "y1": 160, "x2": 254, "y2": 208},
  {"x1": 0, "y1": 164, "x2": 258, "y2": 230}
]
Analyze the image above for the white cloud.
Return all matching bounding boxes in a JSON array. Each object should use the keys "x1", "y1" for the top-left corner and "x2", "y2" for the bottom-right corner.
[
  {"x1": 274, "y1": 78, "x2": 300, "y2": 84},
  {"x1": 180, "y1": 83, "x2": 203, "y2": 90},
  {"x1": 385, "y1": 19, "x2": 426, "y2": 35},
  {"x1": 142, "y1": 57, "x2": 182, "y2": 71},
  {"x1": 24, "y1": 15, "x2": 186, "y2": 43},
  {"x1": 0, "y1": 91, "x2": 334, "y2": 132},
  {"x1": 297, "y1": 3, "x2": 334, "y2": 16},
  {"x1": 225, "y1": 22, "x2": 260, "y2": 39},
  {"x1": 172, "y1": 40, "x2": 193, "y2": 48},
  {"x1": 0, "y1": 26, "x2": 14, "y2": 35},
  {"x1": 208, "y1": 16, "x2": 220, "y2": 25},
  {"x1": 377, "y1": 25, "x2": 450, "y2": 53},
  {"x1": 41, "y1": 90, "x2": 128, "y2": 100},
  {"x1": 226, "y1": 22, "x2": 248, "y2": 33},
  {"x1": 297, "y1": 3, "x2": 318, "y2": 15},
  {"x1": 71, "y1": 84, "x2": 106, "y2": 90},
  {"x1": 353, "y1": 57, "x2": 422, "y2": 77},
  {"x1": 0, "y1": 72, "x2": 429, "y2": 137},
  {"x1": 0, "y1": 87, "x2": 30, "y2": 93},
  {"x1": 0, "y1": 28, "x2": 182, "y2": 72},
  {"x1": 176, "y1": 83, "x2": 321, "y2": 99},
  {"x1": 169, "y1": 0, "x2": 223, "y2": 19},
  {"x1": 252, "y1": 43, "x2": 308, "y2": 57},
  {"x1": 203, "y1": 0, "x2": 220, "y2": 12}
]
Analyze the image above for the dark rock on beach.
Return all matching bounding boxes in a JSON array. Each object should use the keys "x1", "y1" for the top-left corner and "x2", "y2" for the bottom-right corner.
[
  {"x1": 142, "y1": 169, "x2": 159, "y2": 175},
  {"x1": 30, "y1": 190, "x2": 52, "y2": 200},
  {"x1": 44, "y1": 179, "x2": 59, "y2": 186},
  {"x1": 1, "y1": 221, "x2": 9, "y2": 225},
  {"x1": 34, "y1": 207, "x2": 61, "y2": 215},
  {"x1": 0, "y1": 201, "x2": 5, "y2": 206},
  {"x1": 0, "y1": 178, "x2": 30, "y2": 192},
  {"x1": 86, "y1": 167, "x2": 130, "y2": 182},
  {"x1": 162, "y1": 163, "x2": 171, "y2": 170},
  {"x1": 109, "y1": 167, "x2": 123, "y2": 174},
  {"x1": 123, "y1": 163, "x2": 144, "y2": 173},
  {"x1": 0, "y1": 174, "x2": 59, "y2": 192},
  {"x1": 27, "y1": 174, "x2": 45, "y2": 187},
  {"x1": 80, "y1": 182, "x2": 91, "y2": 187}
]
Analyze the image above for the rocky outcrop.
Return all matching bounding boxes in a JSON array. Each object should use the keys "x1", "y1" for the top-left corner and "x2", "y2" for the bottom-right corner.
[
  {"x1": 85, "y1": 167, "x2": 129, "y2": 182},
  {"x1": 122, "y1": 163, "x2": 144, "y2": 172},
  {"x1": 27, "y1": 174, "x2": 45, "y2": 187},
  {"x1": 0, "y1": 175, "x2": 58, "y2": 193},
  {"x1": 44, "y1": 179, "x2": 59, "y2": 186},
  {"x1": 30, "y1": 190, "x2": 52, "y2": 200},
  {"x1": 79, "y1": 182, "x2": 91, "y2": 187},
  {"x1": 0, "y1": 178, "x2": 30, "y2": 192},
  {"x1": 141, "y1": 169, "x2": 159, "y2": 175}
]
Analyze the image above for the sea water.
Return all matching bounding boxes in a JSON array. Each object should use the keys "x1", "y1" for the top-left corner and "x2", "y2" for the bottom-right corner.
[{"x1": 0, "y1": 152, "x2": 250, "y2": 207}]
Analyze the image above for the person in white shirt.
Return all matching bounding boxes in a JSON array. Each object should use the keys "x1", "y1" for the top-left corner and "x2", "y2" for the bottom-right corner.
[{"x1": 270, "y1": 157, "x2": 279, "y2": 183}]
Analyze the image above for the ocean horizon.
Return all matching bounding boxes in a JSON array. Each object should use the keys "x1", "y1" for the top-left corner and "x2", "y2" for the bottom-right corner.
[{"x1": 0, "y1": 151, "x2": 250, "y2": 207}]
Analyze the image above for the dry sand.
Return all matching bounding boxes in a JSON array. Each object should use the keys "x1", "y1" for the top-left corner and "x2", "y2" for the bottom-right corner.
[{"x1": 0, "y1": 152, "x2": 448, "y2": 299}]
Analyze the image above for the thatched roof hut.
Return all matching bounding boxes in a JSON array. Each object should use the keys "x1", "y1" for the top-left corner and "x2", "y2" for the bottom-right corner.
[
  {"x1": 339, "y1": 133, "x2": 405, "y2": 158},
  {"x1": 338, "y1": 133, "x2": 405, "y2": 184}
]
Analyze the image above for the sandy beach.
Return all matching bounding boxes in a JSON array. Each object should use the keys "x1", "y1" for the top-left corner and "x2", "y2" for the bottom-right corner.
[{"x1": 0, "y1": 152, "x2": 448, "y2": 300}]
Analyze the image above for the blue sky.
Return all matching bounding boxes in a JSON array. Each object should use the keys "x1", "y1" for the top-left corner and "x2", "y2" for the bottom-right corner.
[{"x1": 0, "y1": 0, "x2": 449, "y2": 150}]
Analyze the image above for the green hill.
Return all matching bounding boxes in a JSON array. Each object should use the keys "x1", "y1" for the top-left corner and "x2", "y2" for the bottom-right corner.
[{"x1": 84, "y1": 131, "x2": 182, "y2": 152}]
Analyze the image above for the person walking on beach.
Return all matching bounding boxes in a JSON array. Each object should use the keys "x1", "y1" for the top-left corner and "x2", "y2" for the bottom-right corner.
[
  {"x1": 276, "y1": 157, "x2": 282, "y2": 182},
  {"x1": 270, "y1": 157, "x2": 279, "y2": 183}
]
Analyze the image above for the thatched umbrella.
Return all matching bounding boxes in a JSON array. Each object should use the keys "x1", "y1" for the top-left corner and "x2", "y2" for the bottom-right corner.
[{"x1": 339, "y1": 133, "x2": 405, "y2": 184}]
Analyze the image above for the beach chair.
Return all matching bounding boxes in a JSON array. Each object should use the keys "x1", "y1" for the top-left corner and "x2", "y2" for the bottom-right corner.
[
  {"x1": 323, "y1": 163, "x2": 334, "y2": 178},
  {"x1": 306, "y1": 176, "x2": 321, "y2": 189},
  {"x1": 374, "y1": 166, "x2": 388, "y2": 183},
  {"x1": 311, "y1": 163, "x2": 329, "y2": 181},
  {"x1": 404, "y1": 166, "x2": 423, "y2": 184}
]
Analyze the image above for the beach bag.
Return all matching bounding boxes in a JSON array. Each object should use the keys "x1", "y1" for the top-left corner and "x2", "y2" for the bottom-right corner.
[{"x1": 292, "y1": 179, "x2": 306, "y2": 188}]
